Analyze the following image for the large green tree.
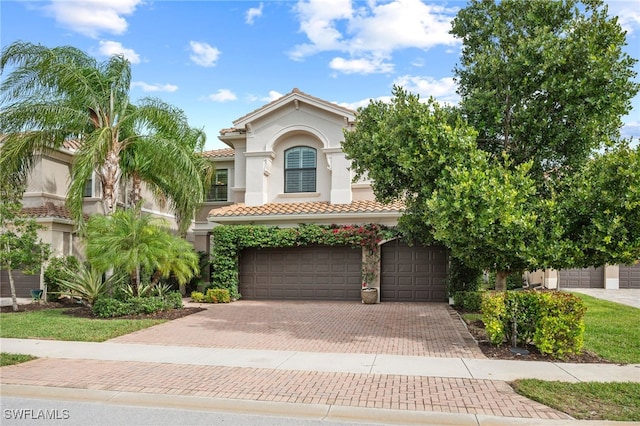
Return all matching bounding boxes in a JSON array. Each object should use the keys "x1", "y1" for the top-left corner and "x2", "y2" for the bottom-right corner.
[
  {"x1": 0, "y1": 42, "x2": 211, "y2": 230},
  {"x1": 451, "y1": 0, "x2": 638, "y2": 181},
  {"x1": 555, "y1": 145, "x2": 640, "y2": 268}
]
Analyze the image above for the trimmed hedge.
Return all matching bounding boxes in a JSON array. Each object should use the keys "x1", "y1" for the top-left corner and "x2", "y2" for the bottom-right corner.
[
  {"x1": 481, "y1": 291, "x2": 586, "y2": 358},
  {"x1": 190, "y1": 288, "x2": 231, "y2": 303},
  {"x1": 92, "y1": 292, "x2": 183, "y2": 318},
  {"x1": 452, "y1": 291, "x2": 484, "y2": 312}
]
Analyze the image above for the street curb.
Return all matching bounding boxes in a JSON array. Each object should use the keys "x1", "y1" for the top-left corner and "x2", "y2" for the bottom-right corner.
[{"x1": 2, "y1": 385, "x2": 635, "y2": 426}]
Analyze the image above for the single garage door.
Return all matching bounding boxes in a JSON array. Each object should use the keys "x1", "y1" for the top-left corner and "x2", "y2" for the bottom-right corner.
[
  {"x1": 619, "y1": 261, "x2": 640, "y2": 289},
  {"x1": 239, "y1": 245, "x2": 362, "y2": 300},
  {"x1": 559, "y1": 267, "x2": 604, "y2": 288},
  {"x1": 380, "y1": 240, "x2": 448, "y2": 302},
  {"x1": 0, "y1": 270, "x2": 39, "y2": 298}
]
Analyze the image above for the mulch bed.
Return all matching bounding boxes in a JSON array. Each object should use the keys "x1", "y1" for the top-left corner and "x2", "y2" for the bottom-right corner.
[{"x1": 462, "y1": 316, "x2": 611, "y2": 364}]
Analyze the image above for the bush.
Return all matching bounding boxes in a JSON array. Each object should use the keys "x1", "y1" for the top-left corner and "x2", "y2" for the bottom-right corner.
[
  {"x1": 205, "y1": 288, "x2": 230, "y2": 303},
  {"x1": 57, "y1": 263, "x2": 120, "y2": 306},
  {"x1": 164, "y1": 291, "x2": 184, "y2": 309},
  {"x1": 44, "y1": 256, "x2": 80, "y2": 300},
  {"x1": 92, "y1": 298, "x2": 133, "y2": 318},
  {"x1": 481, "y1": 290, "x2": 586, "y2": 358},
  {"x1": 190, "y1": 291, "x2": 204, "y2": 303},
  {"x1": 92, "y1": 292, "x2": 184, "y2": 318},
  {"x1": 447, "y1": 257, "x2": 482, "y2": 295},
  {"x1": 533, "y1": 292, "x2": 586, "y2": 358},
  {"x1": 453, "y1": 291, "x2": 484, "y2": 312}
]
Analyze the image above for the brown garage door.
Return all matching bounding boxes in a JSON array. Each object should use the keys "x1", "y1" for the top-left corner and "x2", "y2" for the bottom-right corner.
[
  {"x1": 619, "y1": 262, "x2": 640, "y2": 289},
  {"x1": 239, "y1": 245, "x2": 362, "y2": 300},
  {"x1": 0, "y1": 270, "x2": 39, "y2": 298},
  {"x1": 559, "y1": 267, "x2": 604, "y2": 288},
  {"x1": 380, "y1": 240, "x2": 449, "y2": 302}
]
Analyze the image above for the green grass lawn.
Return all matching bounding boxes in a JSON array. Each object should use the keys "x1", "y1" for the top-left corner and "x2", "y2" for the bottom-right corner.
[
  {"x1": 0, "y1": 353, "x2": 37, "y2": 367},
  {"x1": 0, "y1": 309, "x2": 165, "y2": 342},
  {"x1": 576, "y1": 293, "x2": 640, "y2": 364},
  {"x1": 512, "y1": 380, "x2": 640, "y2": 421}
]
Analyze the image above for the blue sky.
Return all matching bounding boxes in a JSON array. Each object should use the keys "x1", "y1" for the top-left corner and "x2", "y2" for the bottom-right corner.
[{"x1": 2, "y1": 0, "x2": 639, "y2": 151}]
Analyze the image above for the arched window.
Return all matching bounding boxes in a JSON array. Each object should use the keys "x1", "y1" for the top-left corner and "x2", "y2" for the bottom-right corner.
[{"x1": 284, "y1": 146, "x2": 316, "y2": 193}]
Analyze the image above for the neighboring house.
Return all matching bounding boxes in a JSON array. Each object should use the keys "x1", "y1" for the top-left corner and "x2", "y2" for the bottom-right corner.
[
  {"x1": 529, "y1": 264, "x2": 640, "y2": 290},
  {"x1": 0, "y1": 140, "x2": 182, "y2": 298},
  {"x1": 192, "y1": 88, "x2": 450, "y2": 302}
]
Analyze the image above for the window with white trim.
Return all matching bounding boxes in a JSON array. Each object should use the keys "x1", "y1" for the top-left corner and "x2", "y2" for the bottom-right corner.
[
  {"x1": 206, "y1": 169, "x2": 228, "y2": 202},
  {"x1": 285, "y1": 147, "x2": 316, "y2": 193}
]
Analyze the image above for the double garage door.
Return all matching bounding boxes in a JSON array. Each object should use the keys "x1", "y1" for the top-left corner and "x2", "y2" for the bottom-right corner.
[
  {"x1": 239, "y1": 241, "x2": 448, "y2": 302},
  {"x1": 558, "y1": 262, "x2": 640, "y2": 289}
]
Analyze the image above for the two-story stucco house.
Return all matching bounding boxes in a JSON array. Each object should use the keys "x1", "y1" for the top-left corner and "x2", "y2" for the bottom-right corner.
[
  {"x1": 193, "y1": 88, "x2": 639, "y2": 298},
  {"x1": 192, "y1": 89, "x2": 451, "y2": 302}
]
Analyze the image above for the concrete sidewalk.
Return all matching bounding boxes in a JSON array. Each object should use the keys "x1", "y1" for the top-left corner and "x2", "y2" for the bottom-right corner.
[
  {"x1": 2, "y1": 338, "x2": 639, "y2": 383},
  {"x1": 2, "y1": 337, "x2": 639, "y2": 426}
]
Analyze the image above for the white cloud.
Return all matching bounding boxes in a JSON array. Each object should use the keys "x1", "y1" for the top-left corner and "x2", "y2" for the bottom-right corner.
[
  {"x1": 329, "y1": 56, "x2": 393, "y2": 74},
  {"x1": 605, "y1": 0, "x2": 640, "y2": 35},
  {"x1": 290, "y1": 0, "x2": 353, "y2": 60},
  {"x1": 289, "y1": 0, "x2": 459, "y2": 74},
  {"x1": 131, "y1": 81, "x2": 178, "y2": 93},
  {"x1": 621, "y1": 120, "x2": 640, "y2": 141},
  {"x1": 207, "y1": 89, "x2": 237, "y2": 102},
  {"x1": 246, "y1": 2, "x2": 264, "y2": 25},
  {"x1": 393, "y1": 75, "x2": 459, "y2": 105},
  {"x1": 189, "y1": 41, "x2": 221, "y2": 67},
  {"x1": 44, "y1": 0, "x2": 142, "y2": 38},
  {"x1": 262, "y1": 90, "x2": 284, "y2": 102},
  {"x1": 348, "y1": 0, "x2": 458, "y2": 53},
  {"x1": 97, "y1": 40, "x2": 141, "y2": 64}
]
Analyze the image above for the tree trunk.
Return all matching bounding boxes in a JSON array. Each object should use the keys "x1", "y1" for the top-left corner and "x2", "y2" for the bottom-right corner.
[
  {"x1": 495, "y1": 270, "x2": 509, "y2": 292},
  {"x1": 40, "y1": 246, "x2": 47, "y2": 302},
  {"x1": 7, "y1": 259, "x2": 18, "y2": 311},
  {"x1": 129, "y1": 172, "x2": 143, "y2": 208},
  {"x1": 101, "y1": 150, "x2": 122, "y2": 215}
]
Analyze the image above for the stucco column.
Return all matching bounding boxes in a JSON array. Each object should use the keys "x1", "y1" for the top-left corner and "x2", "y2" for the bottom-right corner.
[
  {"x1": 545, "y1": 269, "x2": 558, "y2": 289},
  {"x1": 605, "y1": 264, "x2": 619, "y2": 289},
  {"x1": 324, "y1": 149, "x2": 352, "y2": 204},
  {"x1": 244, "y1": 152, "x2": 274, "y2": 206}
]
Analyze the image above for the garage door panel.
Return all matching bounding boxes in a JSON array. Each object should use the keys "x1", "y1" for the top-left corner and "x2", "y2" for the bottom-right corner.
[
  {"x1": 619, "y1": 262, "x2": 640, "y2": 289},
  {"x1": 239, "y1": 245, "x2": 361, "y2": 300},
  {"x1": 559, "y1": 267, "x2": 604, "y2": 288},
  {"x1": 381, "y1": 240, "x2": 449, "y2": 302}
]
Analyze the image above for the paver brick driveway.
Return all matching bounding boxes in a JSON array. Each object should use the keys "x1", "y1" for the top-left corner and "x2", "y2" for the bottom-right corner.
[{"x1": 111, "y1": 300, "x2": 485, "y2": 359}]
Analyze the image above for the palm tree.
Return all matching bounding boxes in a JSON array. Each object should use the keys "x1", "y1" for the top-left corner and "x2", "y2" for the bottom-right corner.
[
  {"x1": 0, "y1": 41, "x2": 210, "y2": 230},
  {"x1": 85, "y1": 208, "x2": 199, "y2": 296}
]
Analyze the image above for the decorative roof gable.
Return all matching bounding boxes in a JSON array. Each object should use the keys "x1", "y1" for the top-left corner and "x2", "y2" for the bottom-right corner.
[{"x1": 232, "y1": 88, "x2": 356, "y2": 129}]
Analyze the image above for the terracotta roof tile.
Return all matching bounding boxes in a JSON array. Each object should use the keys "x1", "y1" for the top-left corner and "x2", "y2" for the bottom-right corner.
[
  {"x1": 209, "y1": 200, "x2": 404, "y2": 218},
  {"x1": 61, "y1": 139, "x2": 82, "y2": 151},
  {"x1": 21, "y1": 202, "x2": 74, "y2": 220},
  {"x1": 201, "y1": 148, "x2": 235, "y2": 158}
]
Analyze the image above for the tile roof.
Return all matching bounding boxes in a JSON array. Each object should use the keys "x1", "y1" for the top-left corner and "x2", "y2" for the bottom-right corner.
[
  {"x1": 21, "y1": 202, "x2": 75, "y2": 221},
  {"x1": 209, "y1": 200, "x2": 404, "y2": 219},
  {"x1": 61, "y1": 139, "x2": 82, "y2": 151},
  {"x1": 201, "y1": 148, "x2": 235, "y2": 158}
]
